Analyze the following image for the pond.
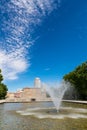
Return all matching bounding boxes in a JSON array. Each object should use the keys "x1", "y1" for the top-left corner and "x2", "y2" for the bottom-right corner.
[{"x1": 0, "y1": 102, "x2": 87, "y2": 130}]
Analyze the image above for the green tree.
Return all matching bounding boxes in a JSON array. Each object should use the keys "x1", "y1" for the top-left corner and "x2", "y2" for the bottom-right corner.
[
  {"x1": 0, "y1": 69, "x2": 8, "y2": 99},
  {"x1": 63, "y1": 62, "x2": 87, "y2": 100}
]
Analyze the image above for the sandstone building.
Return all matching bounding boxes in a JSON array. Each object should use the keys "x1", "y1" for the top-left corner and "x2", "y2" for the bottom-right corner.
[{"x1": 6, "y1": 78, "x2": 49, "y2": 102}]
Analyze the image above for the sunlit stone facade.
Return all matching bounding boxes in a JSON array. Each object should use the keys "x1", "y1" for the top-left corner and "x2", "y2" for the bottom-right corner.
[
  {"x1": 6, "y1": 78, "x2": 50, "y2": 102},
  {"x1": 21, "y1": 87, "x2": 47, "y2": 101}
]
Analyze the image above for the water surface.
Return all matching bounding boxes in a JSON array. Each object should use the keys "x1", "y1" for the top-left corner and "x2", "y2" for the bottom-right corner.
[{"x1": 0, "y1": 102, "x2": 87, "y2": 130}]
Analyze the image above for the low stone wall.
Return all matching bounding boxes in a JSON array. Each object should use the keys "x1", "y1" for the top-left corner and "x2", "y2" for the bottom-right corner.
[
  {"x1": 0, "y1": 100, "x2": 6, "y2": 104},
  {"x1": 5, "y1": 97, "x2": 52, "y2": 103},
  {"x1": 2, "y1": 98, "x2": 87, "y2": 104},
  {"x1": 63, "y1": 100, "x2": 87, "y2": 104}
]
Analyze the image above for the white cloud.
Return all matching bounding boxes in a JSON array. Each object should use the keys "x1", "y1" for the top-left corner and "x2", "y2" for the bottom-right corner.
[
  {"x1": 0, "y1": 50, "x2": 29, "y2": 80},
  {"x1": 0, "y1": 0, "x2": 59, "y2": 80}
]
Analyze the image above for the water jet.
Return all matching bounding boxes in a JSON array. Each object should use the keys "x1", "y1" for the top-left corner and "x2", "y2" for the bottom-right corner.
[{"x1": 44, "y1": 81, "x2": 70, "y2": 112}]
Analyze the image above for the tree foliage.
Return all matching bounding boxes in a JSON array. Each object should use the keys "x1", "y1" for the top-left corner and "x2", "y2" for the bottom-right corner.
[
  {"x1": 63, "y1": 62, "x2": 87, "y2": 100},
  {"x1": 0, "y1": 69, "x2": 8, "y2": 99}
]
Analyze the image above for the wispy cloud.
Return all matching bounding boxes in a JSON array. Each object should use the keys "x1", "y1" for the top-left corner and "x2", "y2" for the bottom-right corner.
[
  {"x1": 0, "y1": 0, "x2": 59, "y2": 80},
  {"x1": 0, "y1": 50, "x2": 29, "y2": 80}
]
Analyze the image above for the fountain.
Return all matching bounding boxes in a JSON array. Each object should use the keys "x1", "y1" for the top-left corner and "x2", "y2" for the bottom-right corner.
[
  {"x1": 15, "y1": 80, "x2": 87, "y2": 130},
  {"x1": 44, "y1": 81, "x2": 71, "y2": 112}
]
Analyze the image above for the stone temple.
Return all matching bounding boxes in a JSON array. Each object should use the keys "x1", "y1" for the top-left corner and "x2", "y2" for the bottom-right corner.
[{"x1": 6, "y1": 78, "x2": 50, "y2": 102}]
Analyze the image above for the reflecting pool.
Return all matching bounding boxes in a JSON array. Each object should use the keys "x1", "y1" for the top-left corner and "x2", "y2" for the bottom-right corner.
[{"x1": 0, "y1": 102, "x2": 87, "y2": 130}]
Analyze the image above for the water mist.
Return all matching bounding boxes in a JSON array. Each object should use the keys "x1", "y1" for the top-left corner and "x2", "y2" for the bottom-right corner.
[{"x1": 44, "y1": 81, "x2": 71, "y2": 112}]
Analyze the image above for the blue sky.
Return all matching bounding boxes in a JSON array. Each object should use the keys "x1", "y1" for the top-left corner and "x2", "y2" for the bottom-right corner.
[{"x1": 0, "y1": 0, "x2": 87, "y2": 91}]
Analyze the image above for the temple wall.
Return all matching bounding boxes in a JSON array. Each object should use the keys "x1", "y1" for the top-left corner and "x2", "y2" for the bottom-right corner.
[{"x1": 6, "y1": 87, "x2": 49, "y2": 102}]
